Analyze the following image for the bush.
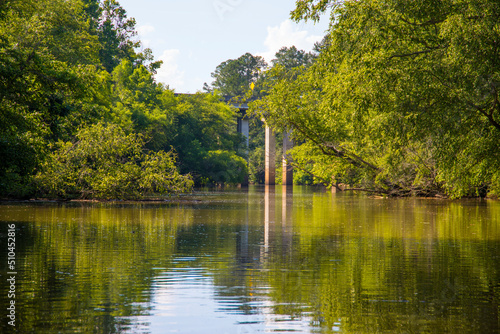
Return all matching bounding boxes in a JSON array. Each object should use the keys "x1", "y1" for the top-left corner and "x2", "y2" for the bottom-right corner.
[
  {"x1": 35, "y1": 123, "x2": 193, "y2": 199},
  {"x1": 203, "y1": 150, "x2": 248, "y2": 185}
]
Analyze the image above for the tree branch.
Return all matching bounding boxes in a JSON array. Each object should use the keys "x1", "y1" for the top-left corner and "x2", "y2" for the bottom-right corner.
[
  {"x1": 388, "y1": 47, "x2": 442, "y2": 60},
  {"x1": 427, "y1": 71, "x2": 500, "y2": 132},
  {"x1": 469, "y1": 102, "x2": 500, "y2": 132},
  {"x1": 286, "y1": 118, "x2": 380, "y2": 172},
  {"x1": 323, "y1": 143, "x2": 381, "y2": 171},
  {"x1": 290, "y1": 161, "x2": 342, "y2": 191},
  {"x1": 399, "y1": 16, "x2": 446, "y2": 27},
  {"x1": 342, "y1": 188, "x2": 389, "y2": 194}
]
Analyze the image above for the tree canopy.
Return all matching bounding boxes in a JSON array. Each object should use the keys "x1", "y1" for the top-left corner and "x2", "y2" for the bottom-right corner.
[
  {"x1": 0, "y1": 0, "x2": 104, "y2": 197},
  {"x1": 35, "y1": 123, "x2": 193, "y2": 199},
  {"x1": 0, "y1": 0, "x2": 247, "y2": 199},
  {"x1": 251, "y1": 0, "x2": 500, "y2": 198},
  {"x1": 204, "y1": 52, "x2": 268, "y2": 98},
  {"x1": 2, "y1": 0, "x2": 498, "y2": 199}
]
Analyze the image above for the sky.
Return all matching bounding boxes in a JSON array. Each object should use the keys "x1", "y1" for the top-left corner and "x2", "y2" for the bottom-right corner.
[{"x1": 118, "y1": 0, "x2": 330, "y2": 93}]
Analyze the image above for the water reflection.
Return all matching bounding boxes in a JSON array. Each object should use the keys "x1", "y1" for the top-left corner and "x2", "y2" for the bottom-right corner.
[
  {"x1": 0, "y1": 187, "x2": 499, "y2": 333},
  {"x1": 264, "y1": 185, "x2": 275, "y2": 255}
]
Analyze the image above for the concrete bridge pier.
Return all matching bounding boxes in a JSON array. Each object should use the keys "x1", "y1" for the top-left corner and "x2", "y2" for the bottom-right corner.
[
  {"x1": 265, "y1": 126, "x2": 293, "y2": 186},
  {"x1": 282, "y1": 131, "x2": 293, "y2": 186},
  {"x1": 265, "y1": 125, "x2": 275, "y2": 185},
  {"x1": 237, "y1": 115, "x2": 250, "y2": 186},
  {"x1": 237, "y1": 117, "x2": 249, "y2": 147},
  {"x1": 230, "y1": 99, "x2": 293, "y2": 186}
]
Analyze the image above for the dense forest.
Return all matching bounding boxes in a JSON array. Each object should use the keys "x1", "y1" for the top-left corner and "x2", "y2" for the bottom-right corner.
[
  {"x1": 0, "y1": 0, "x2": 250, "y2": 199},
  {"x1": 1, "y1": 0, "x2": 499, "y2": 199},
  {"x1": 250, "y1": 0, "x2": 500, "y2": 199}
]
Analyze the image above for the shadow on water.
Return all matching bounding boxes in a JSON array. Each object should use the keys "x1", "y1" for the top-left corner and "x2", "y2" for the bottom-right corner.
[{"x1": 0, "y1": 186, "x2": 499, "y2": 333}]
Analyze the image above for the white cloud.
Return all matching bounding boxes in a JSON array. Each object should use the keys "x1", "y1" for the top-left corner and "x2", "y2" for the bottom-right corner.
[
  {"x1": 137, "y1": 24, "x2": 155, "y2": 36},
  {"x1": 155, "y1": 49, "x2": 186, "y2": 91},
  {"x1": 258, "y1": 20, "x2": 323, "y2": 63},
  {"x1": 135, "y1": 24, "x2": 156, "y2": 48}
]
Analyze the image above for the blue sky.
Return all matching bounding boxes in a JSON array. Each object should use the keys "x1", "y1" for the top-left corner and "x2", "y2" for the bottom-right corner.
[{"x1": 118, "y1": 0, "x2": 329, "y2": 93}]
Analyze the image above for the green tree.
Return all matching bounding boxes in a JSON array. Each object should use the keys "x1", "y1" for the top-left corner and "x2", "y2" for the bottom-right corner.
[
  {"x1": 109, "y1": 59, "x2": 175, "y2": 150},
  {"x1": 107, "y1": 59, "x2": 248, "y2": 186},
  {"x1": 248, "y1": 47, "x2": 318, "y2": 184},
  {"x1": 97, "y1": 0, "x2": 139, "y2": 72},
  {"x1": 271, "y1": 46, "x2": 316, "y2": 69},
  {"x1": 35, "y1": 123, "x2": 193, "y2": 199},
  {"x1": 170, "y1": 93, "x2": 247, "y2": 185},
  {"x1": 82, "y1": 0, "x2": 102, "y2": 32},
  {"x1": 0, "y1": 0, "x2": 105, "y2": 198},
  {"x1": 207, "y1": 48, "x2": 320, "y2": 185},
  {"x1": 253, "y1": 0, "x2": 500, "y2": 197},
  {"x1": 205, "y1": 52, "x2": 267, "y2": 98},
  {"x1": 203, "y1": 150, "x2": 248, "y2": 185}
]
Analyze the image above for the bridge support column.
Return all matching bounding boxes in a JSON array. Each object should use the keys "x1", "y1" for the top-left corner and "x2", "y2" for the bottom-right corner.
[
  {"x1": 238, "y1": 117, "x2": 249, "y2": 147},
  {"x1": 265, "y1": 125, "x2": 275, "y2": 185},
  {"x1": 238, "y1": 117, "x2": 250, "y2": 186},
  {"x1": 282, "y1": 131, "x2": 293, "y2": 186}
]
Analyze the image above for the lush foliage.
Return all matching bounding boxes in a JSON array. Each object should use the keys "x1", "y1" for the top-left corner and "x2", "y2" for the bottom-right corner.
[
  {"x1": 202, "y1": 150, "x2": 248, "y2": 185},
  {"x1": 35, "y1": 123, "x2": 193, "y2": 199},
  {"x1": 0, "y1": 0, "x2": 104, "y2": 197},
  {"x1": 204, "y1": 52, "x2": 268, "y2": 97},
  {"x1": 251, "y1": 0, "x2": 500, "y2": 198},
  {"x1": 0, "y1": 0, "x2": 247, "y2": 199},
  {"x1": 3, "y1": 0, "x2": 497, "y2": 198},
  {"x1": 207, "y1": 47, "x2": 318, "y2": 184},
  {"x1": 168, "y1": 93, "x2": 247, "y2": 184}
]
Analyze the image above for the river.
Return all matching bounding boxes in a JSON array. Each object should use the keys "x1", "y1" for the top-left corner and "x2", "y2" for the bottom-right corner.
[{"x1": 0, "y1": 186, "x2": 499, "y2": 333}]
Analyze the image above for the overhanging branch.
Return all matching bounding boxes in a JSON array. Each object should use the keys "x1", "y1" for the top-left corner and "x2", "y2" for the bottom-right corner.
[{"x1": 388, "y1": 47, "x2": 442, "y2": 60}]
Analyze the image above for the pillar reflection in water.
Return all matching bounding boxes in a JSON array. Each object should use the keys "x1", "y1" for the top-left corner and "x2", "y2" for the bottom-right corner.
[
  {"x1": 236, "y1": 189, "x2": 250, "y2": 266},
  {"x1": 282, "y1": 132, "x2": 293, "y2": 186},
  {"x1": 281, "y1": 185, "x2": 293, "y2": 253},
  {"x1": 262, "y1": 185, "x2": 294, "y2": 259},
  {"x1": 264, "y1": 185, "x2": 275, "y2": 254}
]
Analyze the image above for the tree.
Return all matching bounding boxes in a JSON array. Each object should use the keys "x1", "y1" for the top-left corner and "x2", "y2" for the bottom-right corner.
[
  {"x1": 96, "y1": 0, "x2": 139, "y2": 72},
  {"x1": 169, "y1": 93, "x2": 247, "y2": 185},
  {"x1": 109, "y1": 59, "x2": 175, "y2": 150},
  {"x1": 205, "y1": 53, "x2": 267, "y2": 98},
  {"x1": 81, "y1": 0, "x2": 161, "y2": 73},
  {"x1": 109, "y1": 62, "x2": 249, "y2": 186},
  {"x1": 0, "y1": 0, "x2": 104, "y2": 198},
  {"x1": 271, "y1": 46, "x2": 316, "y2": 69},
  {"x1": 106, "y1": 59, "x2": 249, "y2": 186},
  {"x1": 252, "y1": 0, "x2": 500, "y2": 197},
  {"x1": 207, "y1": 48, "x2": 320, "y2": 185},
  {"x1": 248, "y1": 47, "x2": 318, "y2": 184},
  {"x1": 35, "y1": 123, "x2": 193, "y2": 199},
  {"x1": 82, "y1": 0, "x2": 102, "y2": 32},
  {"x1": 203, "y1": 150, "x2": 248, "y2": 185}
]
